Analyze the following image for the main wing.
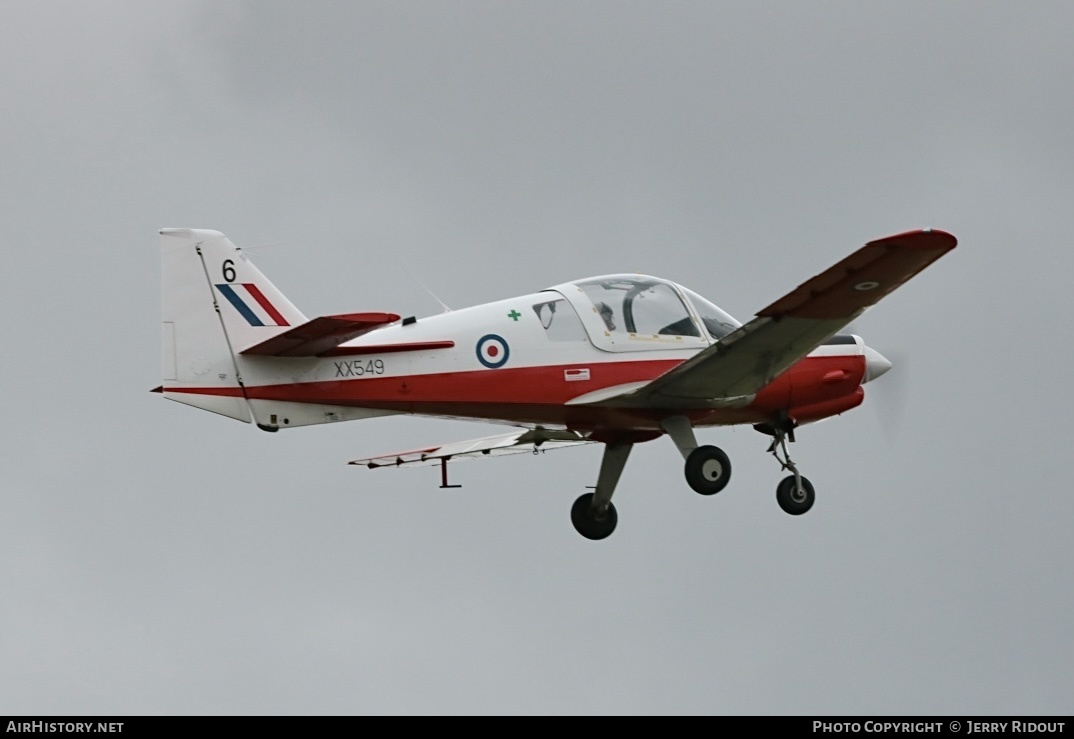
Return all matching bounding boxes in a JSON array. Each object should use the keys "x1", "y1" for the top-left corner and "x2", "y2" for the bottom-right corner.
[{"x1": 601, "y1": 229, "x2": 957, "y2": 408}]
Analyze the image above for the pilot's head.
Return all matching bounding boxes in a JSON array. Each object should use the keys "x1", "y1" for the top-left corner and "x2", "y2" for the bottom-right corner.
[{"x1": 596, "y1": 301, "x2": 616, "y2": 331}]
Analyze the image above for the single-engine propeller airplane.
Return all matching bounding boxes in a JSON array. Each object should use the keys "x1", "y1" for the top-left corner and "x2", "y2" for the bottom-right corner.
[{"x1": 153, "y1": 227, "x2": 956, "y2": 539}]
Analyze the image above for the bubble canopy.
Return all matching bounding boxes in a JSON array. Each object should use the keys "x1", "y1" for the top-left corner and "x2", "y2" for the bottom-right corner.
[{"x1": 551, "y1": 274, "x2": 741, "y2": 351}]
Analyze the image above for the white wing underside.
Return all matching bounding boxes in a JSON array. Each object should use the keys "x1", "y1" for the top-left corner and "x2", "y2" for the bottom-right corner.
[{"x1": 349, "y1": 428, "x2": 594, "y2": 469}]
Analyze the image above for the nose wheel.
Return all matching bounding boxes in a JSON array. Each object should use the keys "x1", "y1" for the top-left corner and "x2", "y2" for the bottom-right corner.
[{"x1": 776, "y1": 475, "x2": 815, "y2": 515}]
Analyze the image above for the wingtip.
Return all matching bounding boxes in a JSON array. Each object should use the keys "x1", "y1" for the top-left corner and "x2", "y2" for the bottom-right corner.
[
  {"x1": 921, "y1": 227, "x2": 958, "y2": 247},
  {"x1": 868, "y1": 228, "x2": 957, "y2": 251}
]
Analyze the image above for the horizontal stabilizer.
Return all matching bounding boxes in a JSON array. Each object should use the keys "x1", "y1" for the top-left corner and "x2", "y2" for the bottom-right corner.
[
  {"x1": 350, "y1": 428, "x2": 593, "y2": 469},
  {"x1": 240, "y1": 312, "x2": 400, "y2": 357}
]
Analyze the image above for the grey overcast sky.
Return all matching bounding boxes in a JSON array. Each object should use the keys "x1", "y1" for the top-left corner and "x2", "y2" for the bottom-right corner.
[{"x1": 2, "y1": 1, "x2": 1072, "y2": 715}]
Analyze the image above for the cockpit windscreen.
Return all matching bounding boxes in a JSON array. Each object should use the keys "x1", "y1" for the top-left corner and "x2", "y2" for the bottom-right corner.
[{"x1": 680, "y1": 287, "x2": 741, "y2": 340}]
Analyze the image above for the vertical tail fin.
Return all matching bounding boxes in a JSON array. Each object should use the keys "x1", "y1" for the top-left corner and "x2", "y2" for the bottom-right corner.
[{"x1": 158, "y1": 228, "x2": 306, "y2": 422}]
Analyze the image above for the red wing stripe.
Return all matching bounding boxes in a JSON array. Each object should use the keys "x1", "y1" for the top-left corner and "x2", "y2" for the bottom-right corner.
[
  {"x1": 318, "y1": 340, "x2": 455, "y2": 357},
  {"x1": 243, "y1": 284, "x2": 290, "y2": 327}
]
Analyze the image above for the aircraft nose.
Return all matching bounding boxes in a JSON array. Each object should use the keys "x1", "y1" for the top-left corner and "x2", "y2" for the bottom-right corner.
[{"x1": 863, "y1": 345, "x2": 893, "y2": 383}]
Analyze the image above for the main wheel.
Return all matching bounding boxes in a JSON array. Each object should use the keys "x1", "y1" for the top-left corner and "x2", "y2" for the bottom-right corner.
[
  {"x1": 684, "y1": 445, "x2": 732, "y2": 495},
  {"x1": 776, "y1": 475, "x2": 815, "y2": 515},
  {"x1": 571, "y1": 493, "x2": 618, "y2": 540}
]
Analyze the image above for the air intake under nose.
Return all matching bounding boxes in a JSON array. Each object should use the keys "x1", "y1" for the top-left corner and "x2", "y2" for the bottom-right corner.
[{"x1": 863, "y1": 346, "x2": 893, "y2": 383}]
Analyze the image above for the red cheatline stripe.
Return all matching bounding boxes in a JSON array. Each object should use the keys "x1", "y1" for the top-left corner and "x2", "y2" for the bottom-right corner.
[
  {"x1": 159, "y1": 355, "x2": 864, "y2": 429},
  {"x1": 243, "y1": 284, "x2": 290, "y2": 326},
  {"x1": 319, "y1": 341, "x2": 455, "y2": 357},
  {"x1": 162, "y1": 386, "x2": 245, "y2": 397}
]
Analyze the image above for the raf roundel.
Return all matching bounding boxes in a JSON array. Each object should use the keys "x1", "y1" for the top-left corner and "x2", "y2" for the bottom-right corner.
[{"x1": 476, "y1": 334, "x2": 510, "y2": 368}]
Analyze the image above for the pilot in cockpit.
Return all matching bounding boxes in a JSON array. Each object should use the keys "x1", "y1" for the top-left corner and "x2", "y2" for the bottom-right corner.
[{"x1": 596, "y1": 301, "x2": 616, "y2": 331}]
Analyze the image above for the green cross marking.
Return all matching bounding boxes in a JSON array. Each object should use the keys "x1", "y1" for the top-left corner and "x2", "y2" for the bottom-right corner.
[{"x1": 507, "y1": 310, "x2": 521, "y2": 321}]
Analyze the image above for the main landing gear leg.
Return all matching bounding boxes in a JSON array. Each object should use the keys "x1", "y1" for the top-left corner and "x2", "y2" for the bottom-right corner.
[
  {"x1": 766, "y1": 427, "x2": 815, "y2": 515},
  {"x1": 662, "y1": 415, "x2": 731, "y2": 496},
  {"x1": 571, "y1": 443, "x2": 632, "y2": 540}
]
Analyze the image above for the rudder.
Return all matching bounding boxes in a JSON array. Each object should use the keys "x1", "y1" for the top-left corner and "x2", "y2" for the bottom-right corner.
[{"x1": 158, "y1": 228, "x2": 306, "y2": 422}]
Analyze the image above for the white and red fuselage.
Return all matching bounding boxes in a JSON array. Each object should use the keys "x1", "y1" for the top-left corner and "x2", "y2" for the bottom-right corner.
[{"x1": 158, "y1": 239, "x2": 890, "y2": 443}]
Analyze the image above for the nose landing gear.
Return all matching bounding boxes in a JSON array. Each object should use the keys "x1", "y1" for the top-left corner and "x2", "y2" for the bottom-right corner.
[{"x1": 760, "y1": 421, "x2": 816, "y2": 516}]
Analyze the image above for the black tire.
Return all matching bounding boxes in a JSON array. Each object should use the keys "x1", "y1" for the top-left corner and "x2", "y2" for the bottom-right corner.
[
  {"x1": 684, "y1": 445, "x2": 732, "y2": 495},
  {"x1": 776, "y1": 475, "x2": 815, "y2": 515},
  {"x1": 570, "y1": 493, "x2": 618, "y2": 540}
]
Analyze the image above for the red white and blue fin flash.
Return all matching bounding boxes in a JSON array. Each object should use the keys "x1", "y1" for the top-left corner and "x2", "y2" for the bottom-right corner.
[{"x1": 216, "y1": 283, "x2": 291, "y2": 327}]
